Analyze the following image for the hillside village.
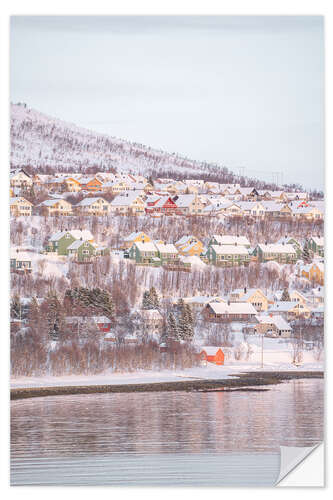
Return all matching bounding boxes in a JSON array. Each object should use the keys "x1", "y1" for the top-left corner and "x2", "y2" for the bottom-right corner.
[
  {"x1": 10, "y1": 108, "x2": 324, "y2": 378},
  {"x1": 10, "y1": 165, "x2": 324, "y2": 377}
]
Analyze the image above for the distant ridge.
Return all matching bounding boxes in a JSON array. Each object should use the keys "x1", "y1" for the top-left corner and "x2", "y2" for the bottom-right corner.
[{"x1": 10, "y1": 102, "x2": 288, "y2": 190}]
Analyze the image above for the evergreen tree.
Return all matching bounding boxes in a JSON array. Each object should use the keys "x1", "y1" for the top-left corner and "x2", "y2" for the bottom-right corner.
[
  {"x1": 281, "y1": 288, "x2": 291, "y2": 301},
  {"x1": 10, "y1": 295, "x2": 21, "y2": 320},
  {"x1": 45, "y1": 292, "x2": 64, "y2": 340},
  {"x1": 149, "y1": 287, "x2": 160, "y2": 309},
  {"x1": 167, "y1": 312, "x2": 179, "y2": 340},
  {"x1": 142, "y1": 290, "x2": 152, "y2": 309},
  {"x1": 302, "y1": 242, "x2": 311, "y2": 263},
  {"x1": 178, "y1": 302, "x2": 194, "y2": 341}
]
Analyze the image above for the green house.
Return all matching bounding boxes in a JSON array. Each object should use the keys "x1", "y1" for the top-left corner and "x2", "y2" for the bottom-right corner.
[
  {"x1": 308, "y1": 237, "x2": 324, "y2": 257},
  {"x1": 67, "y1": 240, "x2": 96, "y2": 262},
  {"x1": 206, "y1": 244, "x2": 250, "y2": 267},
  {"x1": 254, "y1": 243, "x2": 297, "y2": 263},
  {"x1": 129, "y1": 241, "x2": 161, "y2": 266},
  {"x1": 46, "y1": 229, "x2": 94, "y2": 255}
]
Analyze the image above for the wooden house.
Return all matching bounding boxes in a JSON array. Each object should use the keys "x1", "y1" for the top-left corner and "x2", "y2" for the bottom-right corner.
[
  {"x1": 229, "y1": 288, "x2": 269, "y2": 312},
  {"x1": 46, "y1": 229, "x2": 94, "y2": 255},
  {"x1": 36, "y1": 198, "x2": 73, "y2": 216},
  {"x1": 206, "y1": 244, "x2": 250, "y2": 267},
  {"x1": 74, "y1": 197, "x2": 110, "y2": 216},
  {"x1": 203, "y1": 302, "x2": 257, "y2": 322},
  {"x1": 122, "y1": 231, "x2": 151, "y2": 250},
  {"x1": 200, "y1": 347, "x2": 225, "y2": 365},
  {"x1": 253, "y1": 243, "x2": 297, "y2": 263},
  {"x1": 10, "y1": 197, "x2": 33, "y2": 217},
  {"x1": 129, "y1": 241, "x2": 160, "y2": 266}
]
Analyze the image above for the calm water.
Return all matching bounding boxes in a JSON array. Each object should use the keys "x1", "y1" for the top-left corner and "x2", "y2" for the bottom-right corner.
[{"x1": 11, "y1": 379, "x2": 324, "y2": 486}]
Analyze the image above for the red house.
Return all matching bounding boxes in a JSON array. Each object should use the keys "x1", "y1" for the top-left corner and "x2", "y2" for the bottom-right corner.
[
  {"x1": 200, "y1": 346, "x2": 225, "y2": 365},
  {"x1": 145, "y1": 195, "x2": 178, "y2": 215}
]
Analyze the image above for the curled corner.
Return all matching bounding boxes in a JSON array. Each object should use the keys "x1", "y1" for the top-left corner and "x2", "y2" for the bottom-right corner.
[{"x1": 275, "y1": 443, "x2": 321, "y2": 485}]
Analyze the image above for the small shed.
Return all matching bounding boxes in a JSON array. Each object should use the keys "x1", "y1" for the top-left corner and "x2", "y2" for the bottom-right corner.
[{"x1": 200, "y1": 346, "x2": 225, "y2": 365}]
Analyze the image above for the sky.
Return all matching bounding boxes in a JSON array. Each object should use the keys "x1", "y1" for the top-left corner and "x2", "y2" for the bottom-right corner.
[{"x1": 10, "y1": 16, "x2": 324, "y2": 190}]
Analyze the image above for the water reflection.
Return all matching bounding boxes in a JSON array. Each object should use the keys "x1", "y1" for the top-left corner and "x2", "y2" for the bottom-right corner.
[{"x1": 11, "y1": 379, "x2": 323, "y2": 459}]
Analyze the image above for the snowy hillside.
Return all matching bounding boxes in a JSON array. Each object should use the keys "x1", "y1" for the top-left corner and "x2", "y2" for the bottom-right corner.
[{"x1": 10, "y1": 103, "x2": 230, "y2": 179}]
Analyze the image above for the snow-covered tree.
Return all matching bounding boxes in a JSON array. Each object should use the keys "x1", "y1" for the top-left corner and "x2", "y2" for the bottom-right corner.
[
  {"x1": 167, "y1": 312, "x2": 179, "y2": 340},
  {"x1": 281, "y1": 287, "x2": 291, "y2": 301}
]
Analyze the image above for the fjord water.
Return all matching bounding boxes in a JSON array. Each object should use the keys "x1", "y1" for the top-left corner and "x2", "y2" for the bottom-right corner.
[{"x1": 11, "y1": 379, "x2": 323, "y2": 486}]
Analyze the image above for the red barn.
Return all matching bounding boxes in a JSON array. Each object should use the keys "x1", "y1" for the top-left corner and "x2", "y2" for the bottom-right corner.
[{"x1": 200, "y1": 346, "x2": 225, "y2": 365}]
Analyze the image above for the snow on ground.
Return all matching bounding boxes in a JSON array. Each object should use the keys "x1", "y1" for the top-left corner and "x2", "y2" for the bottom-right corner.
[{"x1": 11, "y1": 351, "x2": 323, "y2": 390}]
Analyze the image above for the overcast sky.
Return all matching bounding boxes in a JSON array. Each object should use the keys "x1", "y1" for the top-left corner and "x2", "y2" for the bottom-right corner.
[{"x1": 10, "y1": 16, "x2": 324, "y2": 189}]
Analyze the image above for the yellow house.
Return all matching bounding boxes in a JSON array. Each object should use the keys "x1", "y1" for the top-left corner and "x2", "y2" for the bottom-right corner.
[
  {"x1": 38, "y1": 198, "x2": 73, "y2": 216},
  {"x1": 74, "y1": 197, "x2": 110, "y2": 216},
  {"x1": 10, "y1": 197, "x2": 33, "y2": 217},
  {"x1": 175, "y1": 235, "x2": 204, "y2": 257},
  {"x1": 301, "y1": 262, "x2": 324, "y2": 285},
  {"x1": 229, "y1": 288, "x2": 269, "y2": 312},
  {"x1": 123, "y1": 231, "x2": 151, "y2": 249},
  {"x1": 64, "y1": 177, "x2": 81, "y2": 192},
  {"x1": 10, "y1": 169, "x2": 33, "y2": 189}
]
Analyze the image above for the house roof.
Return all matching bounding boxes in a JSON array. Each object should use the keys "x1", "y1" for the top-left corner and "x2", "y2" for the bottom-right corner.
[
  {"x1": 155, "y1": 243, "x2": 178, "y2": 254},
  {"x1": 211, "y1": 234, "x2": 250, "y2": 246},
  {"x1": 255, "y1": 314, "x2": 291, "y2": 330},
  {"x1": 124, "y1": 231, "x2": 147, "y2": 242},
  {"x1": 110, "y1": 191, "x2": 144, "y2": 206},
  {"x1": 200, "y1": 346, "x2": 224, "y2": 355},
  {"x1": 257, "y1": 243, "x2": 296, "y2": 254},
  {"x1": 133, "y1": 241, "x2": 158, "y2": 252},
  {"x1": 67, "y1": 239, "x2": 92, "y2": 250},
  {"x1": 75, "y1": 197, "x2": 108, "y2": 206},
  {"x1": 210, "y1": 244, "x2": 249, "y2": 255},
  {"x1": 10, "y1": 197, "x2": 33, "y2": 206},
  {"x1": 207, "y1": 302, "x2": 257, "y2": 315},
  {"x1": 173, "y1": 194, "x2": 196, "y2": 207},
  {"x1": 49, "y1": 229, "x2": 93, "y2": 242}
]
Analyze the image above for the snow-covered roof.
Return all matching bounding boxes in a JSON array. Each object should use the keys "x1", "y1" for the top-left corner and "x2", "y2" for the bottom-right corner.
[
  {"x1": 10, "y1": 197, "x2": 33, "y2": 206},
  {"x1": 268, "y1": 301, "x2": 300, "y2": 312},
  {"x1": 124, "y1": 231, "x2": 147, "y2": 242},
  {"x1": 75, "y1": 197, "x2": 108, "y2": 206},
  {"x1": 110, "y1": 191, "x2": 144, "y2": 206},
  {"x1": 211, "y1": 234, "x2": 250, "y2": 246},
  {"x1": 255, "y1": 314, "x2": 291, "y2": 330},
  {"x1": 133, "y1": 241, "x2": 158, "y2": 252},
  {"x1": 210, "y1": 244, "x2": 249, "y2": 255},
  {"x1": 257, "y1": 243, "x2": 296, "y2": 254},
  {"x1": 175, "y1": 235, "x2": 199, "y2": 246},
  {"x1": 155, "y1": 243, "x2": 178, "y2": 254},
  {"x1": 207, "y1": 302, "x2": 257, "y2": 315},
  {"x1": 49, "y1": 229, "x2": 93, "y2": 242},
  {"x1": 173, "y1": 194, "x2": 196, "y2": 207},
  {"x1": 10, "y1": 248, "x2": 32, "y2": 261},
  {"x1": 67, "y1": 239, "x2": 91, "y2": 250}
]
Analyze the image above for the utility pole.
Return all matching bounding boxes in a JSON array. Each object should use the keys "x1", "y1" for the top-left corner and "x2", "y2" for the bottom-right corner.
[{"x1": 261, "y1": 333, "x2": 264, "y2": 368}]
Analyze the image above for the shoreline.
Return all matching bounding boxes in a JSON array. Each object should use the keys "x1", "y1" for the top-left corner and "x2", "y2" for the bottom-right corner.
[{"x1": 11, "y1": 371, "x2": 324, "y2": 400}]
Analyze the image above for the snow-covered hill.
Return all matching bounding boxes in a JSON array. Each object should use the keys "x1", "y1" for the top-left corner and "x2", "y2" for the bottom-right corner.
[{"x1": 10, "y1": 103, "x2": 230, "y2": 179}]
